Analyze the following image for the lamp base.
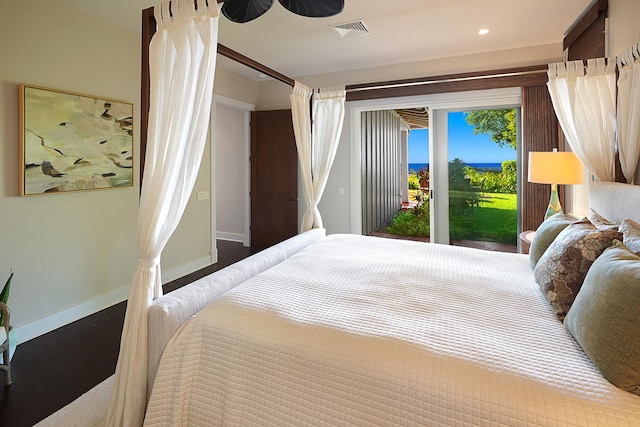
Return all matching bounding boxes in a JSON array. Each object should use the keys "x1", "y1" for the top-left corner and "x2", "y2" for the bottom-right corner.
[{"x1": 544, "y1": 183, "x2": 563, "y2": 220}]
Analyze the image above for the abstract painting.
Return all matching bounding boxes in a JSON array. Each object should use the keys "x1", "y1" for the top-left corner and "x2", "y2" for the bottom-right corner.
[{"x1": 19, "y1": 85, "x2": 133, "y2": 195}]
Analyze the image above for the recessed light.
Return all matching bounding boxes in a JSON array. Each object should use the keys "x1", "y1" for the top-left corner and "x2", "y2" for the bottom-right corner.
[{"x1": 478, "y1": 28, "x2": 489, "y2": 35}]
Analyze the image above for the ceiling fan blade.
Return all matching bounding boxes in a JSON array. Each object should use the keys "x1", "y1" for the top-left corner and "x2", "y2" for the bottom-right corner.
[
  {"x1": 222, "y1": 0, "x2": 274, "y2": 23},
  {"x1": 277, "y1": 0, "x2": 344, "y2": 18}
]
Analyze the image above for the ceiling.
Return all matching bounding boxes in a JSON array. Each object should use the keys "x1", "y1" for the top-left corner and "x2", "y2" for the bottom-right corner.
[
  {"x1": 394, "y1": 108, "x2": 430, "y2": 130},
  {"x1": 57, "y1": 0, "x2": 594, "y2": 81}
]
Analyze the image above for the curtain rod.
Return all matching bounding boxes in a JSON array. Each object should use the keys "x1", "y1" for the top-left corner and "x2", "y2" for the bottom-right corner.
[
  {"x1": 217, "y1": 44, "x2": 295, "y2": 87},
  {"x1": 345, "y1": 65, "x2": 548, "y2": 93}
]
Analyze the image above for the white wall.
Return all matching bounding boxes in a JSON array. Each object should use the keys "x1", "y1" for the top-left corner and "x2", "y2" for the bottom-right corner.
[
  {"x1": 0, "y1": 0, "x2": 260, "y2": 344},
  {"x1": 608, "y1": 0, "x2": 640, "y2": 57},
  {"x1": 215, "y1": 105, "x2": 247, "y2": 242}
]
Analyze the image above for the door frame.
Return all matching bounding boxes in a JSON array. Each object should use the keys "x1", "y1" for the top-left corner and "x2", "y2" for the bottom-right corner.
[
  {"x1": 210, "y1": 95, "x2": 255, "y2": 248},
  {"x1": 349, "y1": 88, "x2": 521, "y2": 239}
]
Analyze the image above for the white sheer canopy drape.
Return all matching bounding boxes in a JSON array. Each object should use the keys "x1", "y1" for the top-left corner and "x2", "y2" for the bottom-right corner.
[
  {"x1": 547, "y1": 58, "x2": 617, "y2": 181},
  {"x1": 106, "y1": 1, "x2": 219, "y2": 425},
  {"x1": 309, "y1": 87, "x2": 346, "y2": 229},
  {"x1": 290, "y1": 83, "x2": 346, "y2": 232},
  {"x1": 617, "y1": 43, "x2": 640, "y2": 184},
  {"x1": 290, "y1": 83, "x2": 314, "y2": 232}
]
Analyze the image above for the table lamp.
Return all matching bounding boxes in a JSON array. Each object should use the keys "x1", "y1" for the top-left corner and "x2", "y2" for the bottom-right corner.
[{"x1": 528, "y1": 149, "x2": 583, "y2": 221}]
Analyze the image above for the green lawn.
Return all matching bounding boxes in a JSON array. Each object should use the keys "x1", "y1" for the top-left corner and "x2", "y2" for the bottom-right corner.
[{"x1": 469, "y1": 192, "x2": 517, "y2": 244}]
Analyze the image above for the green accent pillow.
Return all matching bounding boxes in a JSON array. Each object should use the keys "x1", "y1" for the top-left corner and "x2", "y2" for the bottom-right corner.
[
  {"x1": 564, "y1": 240, "x2": 640, "y2": 395},
  {"x1": 529, "y1": 213, "x2": 577, "y2": 268}
]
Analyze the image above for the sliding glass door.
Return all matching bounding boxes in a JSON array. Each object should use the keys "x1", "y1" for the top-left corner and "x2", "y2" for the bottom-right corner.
[
  {"x1": 447, "y1": 110, "x2": 518, "y2": 248},
  {"x1": 349, "y1": 87, "x2": 522, "y2": 245},
  {"x1": 430, "y1": 100, "x2": 521, "y2": 247}
]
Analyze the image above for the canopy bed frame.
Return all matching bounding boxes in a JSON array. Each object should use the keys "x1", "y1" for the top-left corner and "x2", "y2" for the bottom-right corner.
[{"x1": 139, "y1": 0, "x2": 614, "y2": 235}]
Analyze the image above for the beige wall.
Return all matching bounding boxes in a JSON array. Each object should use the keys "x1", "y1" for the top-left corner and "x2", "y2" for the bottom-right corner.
[
  {"x1": 0, "y1": 0, "x2": 141, "y2": 341},
  {"x1": 0, "y1": 0, "x2": 259, "y2": 343}
]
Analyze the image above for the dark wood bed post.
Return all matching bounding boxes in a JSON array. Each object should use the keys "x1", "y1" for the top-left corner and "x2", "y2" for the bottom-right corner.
[{"x1": 140, "y1": 6, "x2": 155, "y2": 187}]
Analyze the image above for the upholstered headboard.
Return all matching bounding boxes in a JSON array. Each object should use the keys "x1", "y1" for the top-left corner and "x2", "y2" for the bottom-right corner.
[{"x1": 589, "y1": 182, "x2": 640, "y2": 224}]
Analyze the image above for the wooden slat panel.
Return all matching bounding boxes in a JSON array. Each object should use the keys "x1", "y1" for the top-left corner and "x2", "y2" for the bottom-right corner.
[
  {"x1": 521, "y1": 85, "x2": 560, "y2": 232},
  {"x1": 563, "y1": 0, "x2": 608, "y2": 52},
  {"x1": 566, "y1": 10, "x2": 606, "y2": 61}
]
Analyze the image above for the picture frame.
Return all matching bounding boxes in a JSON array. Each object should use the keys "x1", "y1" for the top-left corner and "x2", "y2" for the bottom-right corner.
[{"x1": 19, "y1": 84, "x2": 134, "y2": 196}]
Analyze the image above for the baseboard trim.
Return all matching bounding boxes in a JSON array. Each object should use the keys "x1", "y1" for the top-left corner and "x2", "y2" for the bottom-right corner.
[
  {"x1": 216, "y1": 232, "x2": 245, "y2": 243},
  {"x1": 14, "y1": 255, "x2": 214, "y2": 346},
  {"x1": 14, "y1": 285, "x2": 130, "y2": 345}
]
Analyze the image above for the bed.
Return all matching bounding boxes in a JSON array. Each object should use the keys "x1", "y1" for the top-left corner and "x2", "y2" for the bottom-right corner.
[{"x1": 143, "y1": 182, "x2": 640, "y2": 426}]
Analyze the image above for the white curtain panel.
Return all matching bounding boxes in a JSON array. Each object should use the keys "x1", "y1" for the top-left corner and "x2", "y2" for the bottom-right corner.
[
  {"x1": 308, "y1": 86, "x2": 346, "y2": 229},
  {"x1": 547, "y1": 58, "x2": 617, "y2": 181},
  {"x1": 106, "y1": 1, "x2": 219, "y2": 426},
  {"x1": 290, "y1": 84, "x2": 346, "y2": 231},
  {"x1": 617, "y1": 44, "x2": 640, "y2": 184},
  {"x1": 290, "y1": 82, "x2": 314, "y2": 232}
]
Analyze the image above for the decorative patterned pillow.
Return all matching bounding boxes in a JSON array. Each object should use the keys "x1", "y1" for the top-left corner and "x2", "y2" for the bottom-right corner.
[
  {"x1": 564, "y1": 240, "x2": 640, "y2": 395},
  {"x1": 619, "y1": 219, "x2": 640, "y2": 254},
  {"x1": 534, "y1": 218, "x2": 622, "y2": 319},
  {"x1": 529, "y1": 213, "x2": 577, "y2": 268},
  {"x1": 589, "y1": 208, "x2": 619, "y2": 230}
]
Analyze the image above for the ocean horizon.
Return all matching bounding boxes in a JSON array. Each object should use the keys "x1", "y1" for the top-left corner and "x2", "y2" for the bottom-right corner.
[{"x1": 408, "y1": 162, "x2": 503, "y2": 172}]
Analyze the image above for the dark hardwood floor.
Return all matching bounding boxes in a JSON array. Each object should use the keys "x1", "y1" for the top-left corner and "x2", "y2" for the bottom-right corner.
[{"x1": 0, "y1": 240, "x2": 255, "y2": 427}]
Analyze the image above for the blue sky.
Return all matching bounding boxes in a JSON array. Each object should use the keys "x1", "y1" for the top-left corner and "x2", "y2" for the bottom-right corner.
[{"x1": 408, "y1": 111, "x2": 516, "y2": 164}]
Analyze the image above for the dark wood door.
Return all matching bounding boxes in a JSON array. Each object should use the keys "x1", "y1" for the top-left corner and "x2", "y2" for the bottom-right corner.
[{"x1": 250, "y1": 110, "x2": 298, "y2": 250}]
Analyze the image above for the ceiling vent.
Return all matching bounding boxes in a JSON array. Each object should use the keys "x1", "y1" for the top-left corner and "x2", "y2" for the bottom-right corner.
[{"x1": 331, "y1": 20, "x2": 369, "y2": 38}]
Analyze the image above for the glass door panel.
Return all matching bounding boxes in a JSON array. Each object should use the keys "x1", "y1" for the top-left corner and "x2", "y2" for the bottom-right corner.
[{"x1": 446, "y1": 110, "x2": 518, "y2": 250}]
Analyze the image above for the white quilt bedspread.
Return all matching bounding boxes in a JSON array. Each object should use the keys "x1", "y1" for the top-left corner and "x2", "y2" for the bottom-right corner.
[{"x1": 145, "y1": 234, "x2": 640, "y2": 426}]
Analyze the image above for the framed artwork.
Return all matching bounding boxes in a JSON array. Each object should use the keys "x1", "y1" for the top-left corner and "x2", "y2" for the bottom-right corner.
[{"x1": 19, "y1": 85, "x2": 134, "y2": 195}]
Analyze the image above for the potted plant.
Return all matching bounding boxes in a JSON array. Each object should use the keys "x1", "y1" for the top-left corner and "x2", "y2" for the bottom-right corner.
[{"x1": 1, "y1": 271, "x2": 16, "y2": 361}]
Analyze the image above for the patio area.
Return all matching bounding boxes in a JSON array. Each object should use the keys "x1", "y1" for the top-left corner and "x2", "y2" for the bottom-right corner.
[{"x1": 368, "y1": 229, "x2": 517, "y2": 253}]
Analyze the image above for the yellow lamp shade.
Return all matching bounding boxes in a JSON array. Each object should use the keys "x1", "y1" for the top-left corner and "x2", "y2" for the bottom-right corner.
[
  {"x1": 528, "y1": 150, "x2": 584, "y2": 221},
  {"x1": 528, "y1": 151, "x2": 584, "y2": 185}
]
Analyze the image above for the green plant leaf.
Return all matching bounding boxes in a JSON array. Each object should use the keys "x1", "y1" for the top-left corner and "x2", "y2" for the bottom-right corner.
[
  {"x1": 0, "y1": 271, "x2": 11, "y2": 326},
  {"x1": 0, "y1": 272, "x2": 12, "y2": 305}
]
